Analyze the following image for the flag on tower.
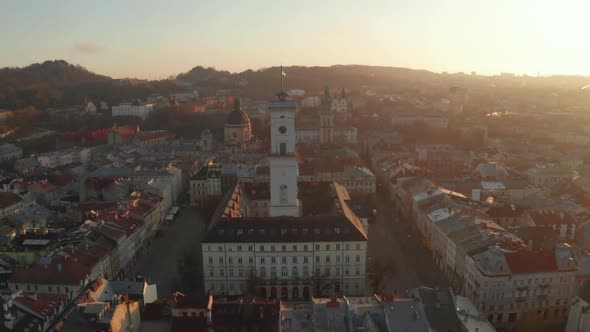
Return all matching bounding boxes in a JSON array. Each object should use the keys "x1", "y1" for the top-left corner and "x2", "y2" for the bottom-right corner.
[{"x1": 281, "y1": 68, "x2": 287, "y2": 77}]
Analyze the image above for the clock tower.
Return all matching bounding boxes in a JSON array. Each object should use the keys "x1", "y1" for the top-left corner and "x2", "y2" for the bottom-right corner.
[{"x1": 268, "y1": 92, "x2": 300, "y2": 217}]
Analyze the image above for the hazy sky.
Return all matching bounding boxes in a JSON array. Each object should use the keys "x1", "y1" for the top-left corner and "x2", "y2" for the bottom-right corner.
[{"x1": 1, "y1": 0, "x2": 589, "y2": 79}]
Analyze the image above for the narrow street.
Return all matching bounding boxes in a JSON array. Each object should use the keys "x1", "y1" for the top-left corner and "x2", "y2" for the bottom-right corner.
[
  {"x1": 130, "y1": 205, "x2": 206, "y2": 299},
  {"x1": 368, "y1": 186, "x2": 449, "y2": 294}
]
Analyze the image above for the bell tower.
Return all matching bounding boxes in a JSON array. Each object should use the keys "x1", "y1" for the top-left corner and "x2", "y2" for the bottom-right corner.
[{"x1": 268, "y1": 91, "x2": 300, "y2": 217}]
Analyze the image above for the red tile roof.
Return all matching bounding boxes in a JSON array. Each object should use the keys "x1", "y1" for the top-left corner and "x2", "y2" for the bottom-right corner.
[
  {"x1": 14, "y1": 293, "x2": 66, "y2": 317},
  {"x1": 10, "y1": 256, "x2": 90, "y2": 285},
  {"x1": 504, "y1": 251, "x2": 558, "y2": 274}
]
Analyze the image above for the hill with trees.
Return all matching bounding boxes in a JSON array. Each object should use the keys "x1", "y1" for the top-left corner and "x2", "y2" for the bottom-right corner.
[{"x1": 0, "y1": 60, "x2": 177, "y2": 110}]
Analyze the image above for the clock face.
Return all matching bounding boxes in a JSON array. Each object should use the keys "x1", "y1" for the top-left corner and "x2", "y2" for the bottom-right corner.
[{"x1": 278, "y1": 126, "x2": 287, "y2": 134}]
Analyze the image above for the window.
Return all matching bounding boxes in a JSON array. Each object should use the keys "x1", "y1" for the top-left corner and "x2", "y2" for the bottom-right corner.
[
  {"x1": 261, "y1": 257, "x2": 266, "y2": 264},
  {"x1": 271, "y1": 245, "x2": 275, "y2": 251},
  {"x1": 281, "y1": 267, "x2": 288, "y2": 277},
  {"x1": 292, "y1": 266, "x2": 298, "y2": 277},
  {"x1": 315, "y1": 268, "x2": 320, "y2": 276},
  {"x1": 260, "y1": 267, "x2": 266, "y2": 278},
  {"x1": 336, "y1": 268, "x2": 341, "y2": 276},
  {"x1": 248, "y1": 245, "x2": 253, "y2": 251},
  {"x1": 356, "y1": 244, "x2": 361, "y2": 250},
  {"x1": 238, "y1": 269, "x2": 243, "y2": 277},
  {"x1": 293, "y1": 257, "x2": 297, "y2": 264},
  {"x1": 303, "y1": 266, "x2": 309, "y2": 277},
  {"x1": 314, "y1": 228, "x2": 320, "y2": 235},
  {"x1": 271, "y1": 267, "x2": 277, "y2": 278},
  {"x1": 345, "y1": 267, "x2": 350, "y2": 276},
  {"x1": 238, "y1": 257, "x2": 243, "y2": 264},
  {"x1": 356, "y1": 255, "x2": 360, "y2": 263},
  {"x1": 228, "y1": 257, "x2": 233, "y2": 264},
  {"x1": 336, "y1": 256, "x2": 341, "y2": 263},
  {"x1": 293, "y1": 245, "x2": 297, "y2": 251},
  {"x1": 229, "y1": 269, "x2": 234, "y2": 277},
  {"x1": 354, "y1": 283, "x2": 359, "y2": 289},
  {"x1": 220, "y1": 269, "x2": 225, "y2": 277},
  {"x1": 219, "y1": 257, "x2": 224, "y2": 264},
  {"x1": 237, "y1": 245, "x2": 242, "y2": 251},
  {"x1": 260, "y1": 245, "x2": 265, "y2": 251},
  {"x1": 271, "y1": 257, "x2": 276, "y2": 263},
  {"x1": 303, "y1": 245, "x2": 308, "y2": 251},
  {"x1": 282, "y1": 245, "x2": 287, "y2": 251},
  {"x1": 336, "y1": 244, "x2": 341, "y2": 250},
  {"x1": 210, "y1": 269, "x2": 214, "y2": 277},
  {"x1": 249, "y1": 257, "x2": 253, "y2": 263},
  {"x1": 355, "y1": 267, "x2": 360, "y2": 276},
  {"x1": 315, "y1": 244, "x2": 320, "y2": 250},
  {"x1": 208, "y1": 256, "x2": 213, "y2": 264},
  {"x1": 315, "y1": 256, "x2": 320, "y2": 263},
  {"x1": 325, "y1": 268, "x2": 330, "y2": 276},
  {"x1": 326, "y1": 256, "x2": 331, "y2": 263},
  {"x1": 345, "y1": 255, "x2": 350, "y2": 263}
]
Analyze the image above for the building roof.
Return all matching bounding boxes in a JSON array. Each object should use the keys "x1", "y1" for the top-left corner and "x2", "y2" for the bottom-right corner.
[
  {"x1": 10, "y1": 255, "x2": 91, "y2": 285},
  {"x1": 212, "y1": 298, "x2": 280, "y2": 332},
  {"x1": 226, "y1": 109, "x2": 250, "y2": 125},
  {"x1": 413, "y1": 287, "x2": 462, "y2": 332},
  {"x1": 528, "y1": 210, "x2": 577, "y2": 225},
  {"x1": 486, "y1": 205, "x2": 524, "y2": 219},
  {"x1": 204, "y1": 215, "x2": 367, "y2": 243},
  {"x1": 504, "y1": 250, "x2": 558, "y2": 274},
  {"x1": 0, "y1": 192, "x2": 22, "y2": 209}
]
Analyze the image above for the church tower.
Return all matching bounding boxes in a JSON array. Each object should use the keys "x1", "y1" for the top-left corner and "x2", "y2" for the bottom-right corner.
[
  {"x1": 268, "y1": 92, "x2": 300, "y2": 217},
  {"x1": 320, "y1": 86, "x2": 334, "y2": 145}
]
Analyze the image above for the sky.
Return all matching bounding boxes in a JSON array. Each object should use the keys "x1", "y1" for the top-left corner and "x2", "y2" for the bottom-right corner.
[{"x1": 1, "y1": 0, "x2": 589, "y2": 79}]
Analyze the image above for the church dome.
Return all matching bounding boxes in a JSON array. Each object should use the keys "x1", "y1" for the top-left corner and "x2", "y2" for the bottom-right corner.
[
  {"x1": 226, "y1": 109, "x2": 250, "y2": 125},
  {"x1": 226, "y1": 98, "x2": 250, "y2": 126}
]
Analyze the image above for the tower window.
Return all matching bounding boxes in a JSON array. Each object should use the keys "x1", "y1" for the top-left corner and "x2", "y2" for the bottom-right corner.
[{"x1": 279, "y1": 143, "x2": 286, "y2": 155}]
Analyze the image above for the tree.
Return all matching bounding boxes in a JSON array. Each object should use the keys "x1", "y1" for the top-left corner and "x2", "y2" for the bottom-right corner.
[
  {"x1": 176, "y1": 249, "x2": 202, "y2": 295},
  {"x1": 311, "y1": 273, "x2": 333, "y2": 298},
  {"x1": 245, "y1": 270, "x2": 259, "y2": 296}
]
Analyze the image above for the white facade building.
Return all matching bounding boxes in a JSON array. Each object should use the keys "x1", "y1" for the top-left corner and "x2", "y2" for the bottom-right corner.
[
  {"x1": 37, "y1": 148, "x2": 91, "y2": 168},
  {"x1": 463, "y1": 244, "x2": 577, "y2": 327},
  {"x1": 112, "y1": 103, "x2": 154, "y2": 120}
]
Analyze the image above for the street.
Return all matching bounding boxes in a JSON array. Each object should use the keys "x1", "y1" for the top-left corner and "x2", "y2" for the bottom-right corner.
[
  {"x1": 130, "y1": 205, "x2": 206, "y2": 299},
  {"x1": 367, "y1": 189, "x2": 449, "y2": 294}
]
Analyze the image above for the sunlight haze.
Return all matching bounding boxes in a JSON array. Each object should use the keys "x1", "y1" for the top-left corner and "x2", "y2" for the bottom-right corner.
[{"x1": 1, "y1": 0, "x2": 589, "y2": 78}]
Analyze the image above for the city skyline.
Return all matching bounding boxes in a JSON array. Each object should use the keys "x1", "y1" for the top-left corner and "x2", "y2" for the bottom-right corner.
[{"x1": 2, "y1": 0, "x2": 590, "y2": 79}]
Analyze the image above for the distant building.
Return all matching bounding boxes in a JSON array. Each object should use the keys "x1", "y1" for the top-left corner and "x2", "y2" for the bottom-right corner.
[
  {"x1": 0, "y1": 144, "x2": 23, "y2": 162},
  {"x1": 37, "y1": 147, "x2": 91, "y2": 168},
  {"x1": 224, "y1": 99, "x2": 252, "y2": 150},
  {"x1": 296, "y1": 88, "x2": 358, "y2": 145},
  {"x1": 301, "y1": 96, "x2": 321, "y2": 108},
  {"x1": 111, "y1": 102, "x2": 154, "y2": 120}
]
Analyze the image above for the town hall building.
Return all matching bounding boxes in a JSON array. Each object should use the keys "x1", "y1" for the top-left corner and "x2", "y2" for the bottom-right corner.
[{"x1": 202, "y1": 91, "x2": 368, "y2": 300}]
